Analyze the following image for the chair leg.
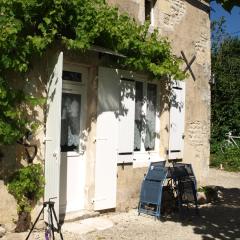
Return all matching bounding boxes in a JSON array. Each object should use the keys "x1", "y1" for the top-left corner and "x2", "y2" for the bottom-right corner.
[
  {"x1": 137, "y1": 202, "x2": 141, "y2": 216},
  {"x1": 193, "y1": 191, "x2": 199, "y2": 215},
  {"x1": 177, "y1": 187, "x2": 183, "y2": 215}
]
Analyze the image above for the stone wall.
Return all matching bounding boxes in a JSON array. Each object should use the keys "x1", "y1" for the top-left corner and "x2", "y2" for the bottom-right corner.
[
  {"x1": 116, "y1": 165, "x2": 147, "y2": 212},
  {"x1": 159, "y1": 0, "x2": 211, "y2": 183},
  {"x1": 111, "y1": 0, "x2": 211, "y2": 208},
  {"x1": 0, "y1": 146, "x2": 18, "y2": 228}
]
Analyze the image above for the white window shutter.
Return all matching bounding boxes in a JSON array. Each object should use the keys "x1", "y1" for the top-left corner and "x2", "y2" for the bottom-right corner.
[
  {"x1": 169, "y1": 80, "x2": 185, "y2": 160},
  {"x1": 44, "y1": 52, "x2": 63, "y2": 225},
  {"x1": 94, "y1": 67, "x2": 119, "y2": 210},
  {"x1": 118, "y1": 79, "x2": 135, "y2": 163}
]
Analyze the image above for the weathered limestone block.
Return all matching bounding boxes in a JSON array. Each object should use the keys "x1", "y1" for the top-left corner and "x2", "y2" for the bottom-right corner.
[
  {"x1": 159, "y1": 0, "x2": 186, "y2": 31},
  {"x1": 0, "y1": 181, "x2": 18, "y2": 226},
  {"x1": 0, "y1": 225, "x2": 6, "y2": 238},
  {"x1": 187, "y1": 121, "x2": 208, "y2": 147}
]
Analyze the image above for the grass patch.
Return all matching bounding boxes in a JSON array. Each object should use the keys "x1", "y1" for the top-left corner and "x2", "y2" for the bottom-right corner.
[{"x1": 210, "y1": 146, "x2": 240, "y2": 172}]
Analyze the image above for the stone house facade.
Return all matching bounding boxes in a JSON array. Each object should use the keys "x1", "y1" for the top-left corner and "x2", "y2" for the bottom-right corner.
[
  {"x1": 108, "y1": 0, "x2": 211, "y2": 210},
  {"x1": 0, "y1": 0, "x2": 210, "y2": 224}
]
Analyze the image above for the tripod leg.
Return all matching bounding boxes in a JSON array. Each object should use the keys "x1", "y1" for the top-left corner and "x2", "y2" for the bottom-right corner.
[
  {"x1": 52, "y1": 206, "x2": 64, "y2": 240},
  {"x1": 49, "y1": 206, "x2": 55, "y2": 240},
  {"x1": 25, "y1": 206, "x2": 45, "y2": 240}
]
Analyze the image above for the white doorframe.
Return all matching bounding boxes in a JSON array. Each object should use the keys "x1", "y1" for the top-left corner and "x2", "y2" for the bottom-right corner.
[{"x1": 59, "y1": 64, "x2": 88, "y2": 214}]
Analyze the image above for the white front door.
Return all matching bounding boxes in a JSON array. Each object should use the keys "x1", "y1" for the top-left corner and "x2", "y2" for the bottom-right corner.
[{"x1": 59, "y1": 65, "x2": 88, "y2": 214}]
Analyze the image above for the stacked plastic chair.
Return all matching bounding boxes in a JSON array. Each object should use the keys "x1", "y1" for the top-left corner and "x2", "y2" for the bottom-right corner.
[
  {"x1": 173, "y1": 163, "x2": 197, "y2": 190},
  {"x1": 138, "y1": 161, "x2": 167, "y2": 219},
  {"x1": 169, "y1": 163, "x2": 199, "y2": 215}
]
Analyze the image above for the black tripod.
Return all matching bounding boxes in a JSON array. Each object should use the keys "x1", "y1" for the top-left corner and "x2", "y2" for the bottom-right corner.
[{"x1": 26, "y1": 199, "x2": 64, "y2": 240}]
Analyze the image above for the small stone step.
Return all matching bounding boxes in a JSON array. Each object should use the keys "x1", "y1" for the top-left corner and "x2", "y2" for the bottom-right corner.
[{"x1": 60, "y1": 210, "x2": 100, "y2": 223}]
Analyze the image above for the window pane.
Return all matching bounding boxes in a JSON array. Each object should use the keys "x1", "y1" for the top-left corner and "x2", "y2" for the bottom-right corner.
[
  {"x1": 61, "y1": 93, "x2": 81, "y2": 152},
  {"x1": 62, "y1": 71, "x2": 82, "y2": 82},
  {"x1": 134, "y1": 81, "x2": 143, "y2": 151},
  {"x1": 145, "y1": 83, "x2": 157, "y2": 151},
  {"x1": 145, "y1": 0, "x2": 151, "y2": 21}
]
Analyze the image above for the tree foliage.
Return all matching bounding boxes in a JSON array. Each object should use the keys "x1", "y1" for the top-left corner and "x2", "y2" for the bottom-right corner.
[
  {"x1": 0, "y1": 0, "x2": 184, "y2": 145},
  {"x1": 210, "y1": 19, "x2": 240, "y2": 171},
  {"x1": 211, "y1": 17, "x2": 229, "y2": 53},
  {"x1": 205, "y1": 0, "x2": 240, "y2": 12},
  {"x1": 215, "y1": 0, "x2": 240, "y2": 12},
  {"x1": 211, "y1": 37, "x2": 240, "y2": 141}
]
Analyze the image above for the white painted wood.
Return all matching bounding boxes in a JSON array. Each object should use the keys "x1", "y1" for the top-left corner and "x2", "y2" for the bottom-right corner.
[
  {"x1": 59, "y1": 153, "x2": 86, "y2": 213},
  {"x1": 94, "y1": 67, "x2": 119, "y2": 210},
  {"x1": 44, "y1": 52, "x2": 63, "y2": 224},
  {"x1": 118, "y1": 79, "x2": 135, "y2": 157},
  {"x1": 132, "y1": 81, "x2": 161, "y2": 166},
  {"x1": 132, "y1": 151, "x2": 164, "y2": 168},
  {"x1": 169, "y1": 80, "x2": 186, "y2": 159}
]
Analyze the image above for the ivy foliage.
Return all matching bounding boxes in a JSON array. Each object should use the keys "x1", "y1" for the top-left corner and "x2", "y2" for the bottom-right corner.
[
  {"x1": 0, "y1": 0, "x2": 184, "y2": 145},
  {"x1": 7, "y1": 164, "x2": 44, "y2": 212}
]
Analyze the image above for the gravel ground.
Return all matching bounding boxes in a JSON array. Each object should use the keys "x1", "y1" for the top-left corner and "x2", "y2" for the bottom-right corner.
[{"x1": 4, "y1": 168, "x2": 240, "y2": 240}]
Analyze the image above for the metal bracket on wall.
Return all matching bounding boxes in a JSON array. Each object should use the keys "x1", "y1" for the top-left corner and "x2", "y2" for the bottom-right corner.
[{"x1": 181, "y1": 50, "x2": 196, "y2": 81}]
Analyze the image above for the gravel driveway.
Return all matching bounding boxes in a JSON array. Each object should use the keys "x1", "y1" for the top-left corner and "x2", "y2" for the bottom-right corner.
[{"x1": 4, "y1": 168, "x2": 240, "y2": 240}]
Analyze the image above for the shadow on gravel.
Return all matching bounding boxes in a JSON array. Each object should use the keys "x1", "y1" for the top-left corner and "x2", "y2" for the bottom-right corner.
[{"x1": 162, "y1": 187, "x2": 240, "y2": 240}]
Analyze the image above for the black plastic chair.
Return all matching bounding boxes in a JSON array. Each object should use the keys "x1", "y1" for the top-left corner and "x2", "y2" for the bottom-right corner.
[
  {"x1": 169, "y1": 164, "x2": 199, "y2": 215},
  {"x1": 138, "y1": 165, "x2": 168, "y2": 219},
  {"x1": 173, "y1": 162, "x2": 197, "y2": 190}
]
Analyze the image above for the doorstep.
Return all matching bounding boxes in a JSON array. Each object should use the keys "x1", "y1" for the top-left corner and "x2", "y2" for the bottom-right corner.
[
  {"x1": 60, "y1": 210, "x2": 100, "y2": 223},
  {"x1": 61, "y1": 217, "x2": 114, "y2": 235}
]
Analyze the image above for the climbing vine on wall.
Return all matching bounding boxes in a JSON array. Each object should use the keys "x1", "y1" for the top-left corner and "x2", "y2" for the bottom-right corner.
[{"x1": 0, "y1": 0, "x2": 184, "y2": 145}]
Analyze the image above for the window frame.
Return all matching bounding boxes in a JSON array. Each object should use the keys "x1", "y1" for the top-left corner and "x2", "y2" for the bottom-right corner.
[
  {"x1": 61, "y1": 63, "x2": 88, "y2": 157},
  {"x1": 145, "y1": 0, "x2": 155, "y2": 26},
  {"x1": 133, "y1": 79, "x2": 160, "y2": 154},
  {"x1": 118, "y1": 70, "x2": 161, "y2": 164}
]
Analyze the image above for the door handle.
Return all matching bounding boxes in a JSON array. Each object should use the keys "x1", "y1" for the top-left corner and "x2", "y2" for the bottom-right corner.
[{"x1": 43, "y1": 137, "x2": 52, "y2": 143}]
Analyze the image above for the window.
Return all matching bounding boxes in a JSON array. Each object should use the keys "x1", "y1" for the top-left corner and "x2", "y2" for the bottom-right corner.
[
  {"x1": 61, "y1": 93, "x2": 81, "y2": 152},
  {"x1": 62, "y1": 70, "x2": 82, "y2": 83},
  {"x1": 134, "y1": 81, "x2": 157, "y2": 152},
  {"x1": 117, "y1": 73, "x2": 160, "y2": 164},
  {"x1": 60, "y1": 66, "x2": 87, "y2": 153},
  {"x1": 145, "y1": 0, "x2": 156, "y2": 25},
  {"x1": 134, "y1": 81, "x2": 143, "y2": 151},
  {"x1": 145, "y1": 83, "x2": 157, "y2": 150}
]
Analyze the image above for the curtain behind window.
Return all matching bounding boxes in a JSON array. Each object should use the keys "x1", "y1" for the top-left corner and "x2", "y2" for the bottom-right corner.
[
  {"x1": 134, "y1": 81, "x2": 143, "y2": 151},
  {"x1": 145, "y1": 83, "x2": 157, "y2": 150}
]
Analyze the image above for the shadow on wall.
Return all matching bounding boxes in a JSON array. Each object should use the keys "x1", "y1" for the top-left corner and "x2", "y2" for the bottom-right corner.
[
  {"x1": 185, "y1": 0, "x2": 210, "y2": 13},
  {"x1": 1, "y1": 48, "x2": 185, "y2": 181},
  {"x1": 0, "y1": 146, "x2": 22, "y2": 182},
  {"x1": 163, "y1": 187, "x2": 240, "y2": 239},
  {"x1": 45, "y1": 55, "x2": 183, "y2": 152},
  {"x1": 97, "y1": 73, "x2": 181, "y2": 135},
  {"x1": 0, "y1": 52, "x2": 48, "y2": 182}
]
